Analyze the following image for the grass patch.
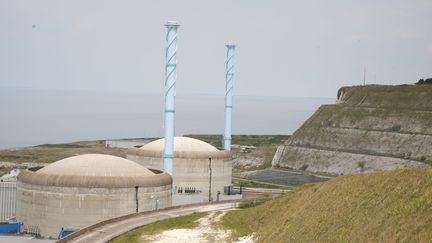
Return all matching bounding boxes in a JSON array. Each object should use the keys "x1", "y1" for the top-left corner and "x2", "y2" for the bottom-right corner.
[
  {"x1": 232, "y1": 178, "x2": 291, "y2": 189},
  {"x1": 221, "y1": 209, "x2": 255, "y2": 240},
  {"x1": 111, "y1": 212, "x2": 208, "y2": 243},
  {"x1": 35, "y1": 143, "x2": 88, "y2": 148},
  {"x1": 237, "y1": 194, "x2": 272, "y2": 209},
  {"x1": 338, "y1": 84, "x2": 432, "y2": 111}
]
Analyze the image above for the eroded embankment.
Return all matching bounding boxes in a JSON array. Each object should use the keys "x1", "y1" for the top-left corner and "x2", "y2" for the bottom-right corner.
[{"x1": 273, "y1": 85, "x2": 432, "y2": 174}]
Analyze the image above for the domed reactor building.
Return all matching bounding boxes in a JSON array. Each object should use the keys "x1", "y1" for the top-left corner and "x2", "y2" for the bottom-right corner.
[
  {"x1": 16, "y1": 154, "x2": 172, "y2": 238},
  {"x1": 127, "y1": 137, "x2": 233, "y2": 202}
]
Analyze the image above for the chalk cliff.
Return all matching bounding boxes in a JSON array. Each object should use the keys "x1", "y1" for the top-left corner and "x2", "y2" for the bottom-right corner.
[{"x1": 273, "y1": 85, "x2": 432, "y2": 174}]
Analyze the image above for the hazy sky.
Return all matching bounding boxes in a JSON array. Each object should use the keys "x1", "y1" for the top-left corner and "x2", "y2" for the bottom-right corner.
[{"x1": 1, "y1": 0, "x2": 431, "y2": 98}]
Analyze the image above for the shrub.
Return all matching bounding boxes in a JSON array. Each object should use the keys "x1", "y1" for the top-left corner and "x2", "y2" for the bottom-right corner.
[
  {"x1": 416, "y1": 78, "x2": 432, "y2": 85},
  {"x1": 391, "y1": 125, "x2": 401, "y2": 132}
]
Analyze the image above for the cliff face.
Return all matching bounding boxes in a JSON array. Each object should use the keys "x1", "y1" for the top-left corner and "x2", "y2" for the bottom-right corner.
[{"x1": 273, "y1": 85, "x2": 432, "y2": 174}]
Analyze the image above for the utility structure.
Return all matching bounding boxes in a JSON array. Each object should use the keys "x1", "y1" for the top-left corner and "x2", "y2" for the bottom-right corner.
[
  {"x1": 208, "y1": 157, "x2": 212, "y2": 201},
  {"x1": 163, "y1": 21, "x2": 180, "y2": 175},
  {"x1": 224, "y1": 44, "x2": 236, "y2": 151}
]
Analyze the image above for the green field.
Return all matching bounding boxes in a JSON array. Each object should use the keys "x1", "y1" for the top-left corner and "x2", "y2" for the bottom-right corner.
[
  {"x1": 0, "y1": 135, "x2": 288, "y2": 173},
  {"x1": 0, "y1": 141, "x2": 127, "y2": 163},
  {"x1": 222, "y1": 168, "x2": 432, "y2": 242},
  {"x1": 185, "y1": 134, "x2": 289, "y2": 149}
]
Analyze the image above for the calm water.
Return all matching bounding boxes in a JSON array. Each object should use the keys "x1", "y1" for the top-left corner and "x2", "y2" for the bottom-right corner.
[{"x1": 0, "y1": 88, "x2": 333, "y2": 149}]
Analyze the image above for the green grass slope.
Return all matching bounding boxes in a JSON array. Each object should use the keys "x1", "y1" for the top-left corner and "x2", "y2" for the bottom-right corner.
[
  {"x1": 223, "y1": 168, "x2": 432, "y2": 242},
  {"x1": 338, "y1": 85, "x2": 432, "y2": 110}
]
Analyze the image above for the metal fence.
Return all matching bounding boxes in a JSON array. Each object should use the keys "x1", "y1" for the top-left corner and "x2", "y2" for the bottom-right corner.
[{"x1": 0, "y1": 182, "x2": 16, "y2": 222}]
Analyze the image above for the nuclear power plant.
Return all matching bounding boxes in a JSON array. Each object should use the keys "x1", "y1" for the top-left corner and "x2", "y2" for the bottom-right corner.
[
  {"x1": 16, "y1": 154, "x2": 172, "y2": 238},
  {"x1": 0, "y1": 21, "x2": 238, "y2": 239},
  {"x1": 127, "y1": 23, "x2": 236, "y2": 202},
  {"x1": 127, "y1": 137, "x2": 232, "y2": 201}
]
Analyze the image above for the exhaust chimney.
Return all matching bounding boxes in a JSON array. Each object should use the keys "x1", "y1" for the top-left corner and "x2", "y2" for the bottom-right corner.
[
  {"x1": 224, "y1": 44, "x2": 236, "y2": 151},
  {"x1": 163, "y1": 21, "x2": 180, "y2": 175}
]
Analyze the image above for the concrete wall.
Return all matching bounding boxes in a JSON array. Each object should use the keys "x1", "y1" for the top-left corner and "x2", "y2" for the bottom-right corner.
[
  {"x1": 127, "y1": 155, "x2": 232, "y2": 201},
  {"x1": 16, "y1": 182, "x2": 171, "y2": 238},
  {"x1": 0, "y1": 182, "x2": 16, "y2": 223}
]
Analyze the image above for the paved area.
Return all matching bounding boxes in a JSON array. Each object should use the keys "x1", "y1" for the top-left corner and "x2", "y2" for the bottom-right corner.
[
  {"x1": 238, "y1": 168, "x2": 330, "y2": 187},
  {"x1": 0, "y1": 235, "x2": 54, "y2": 243},
  {"x1": 67, "y1": 202, "x2": 237, "y2": 243}
]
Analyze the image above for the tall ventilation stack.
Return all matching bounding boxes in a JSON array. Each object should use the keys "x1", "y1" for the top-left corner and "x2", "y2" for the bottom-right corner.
[
  {"x1": 224, "y1": 44, "x2": 236, "y2": 151},
  {"x1": 163, "y1": 21, "x2": 180, "y2": 175}
]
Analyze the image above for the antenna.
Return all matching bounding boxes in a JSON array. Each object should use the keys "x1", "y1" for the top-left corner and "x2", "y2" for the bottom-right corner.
[{"x1": 363, "y1": 67, "x2": 366, "y2": 86}]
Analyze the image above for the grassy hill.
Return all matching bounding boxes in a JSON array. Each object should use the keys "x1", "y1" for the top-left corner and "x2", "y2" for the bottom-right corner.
[{"x1": 222, "y1": 168, "x2": 432, "y2": 242}]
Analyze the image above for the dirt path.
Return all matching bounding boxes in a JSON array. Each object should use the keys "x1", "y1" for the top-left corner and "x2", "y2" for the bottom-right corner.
[
  {"x1": 141, "y1": 211, "x2": 254, "y2": 243},
  {"x1": 66, "y1": 203, "x2": 237, "y2": 243}
]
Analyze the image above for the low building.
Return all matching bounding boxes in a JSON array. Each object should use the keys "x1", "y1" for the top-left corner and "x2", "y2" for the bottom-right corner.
[{"x1": 16, "y1": 154, "x2": 172, "y2": 238}]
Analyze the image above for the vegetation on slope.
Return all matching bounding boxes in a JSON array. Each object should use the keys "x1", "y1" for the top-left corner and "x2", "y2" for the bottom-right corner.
[
  {"x1": 185, "y1": 134, "x2": 289, "y2": 150},
  {"x1": 222, "y1": 168, "x2": 432, "y2": 242},
  {"x1": 187, "y1": 134, "x2": 290, "y2": 171},
  {"x1": 337, "y1": 85, "x2": 432, "y2": 110},
  {"x1": 416, "y1": 78, "x2": 432, "y2": 85}
]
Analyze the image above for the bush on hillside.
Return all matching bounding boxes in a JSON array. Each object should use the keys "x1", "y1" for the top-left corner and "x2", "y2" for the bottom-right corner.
[{"x1": 416, "y1": 78, "x2": 432, "y2": 85}]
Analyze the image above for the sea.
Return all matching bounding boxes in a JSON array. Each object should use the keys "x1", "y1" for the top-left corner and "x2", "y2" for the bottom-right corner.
[{"x1": 0, "y1": 87, "x2": 333, "y2": 149}]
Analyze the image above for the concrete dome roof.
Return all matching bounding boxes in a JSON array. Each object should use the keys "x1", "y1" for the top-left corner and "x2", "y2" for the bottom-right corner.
[
  {"x1": 141, "y1": 137, "x2": 219, "y2": 152},
  {"x1": 128, "y1": 137, "x2": 230, "y2": 159},
  {"x1": 18, "y1": 154, "x2": 172, "y2": 188},
  {"x1": 37, "y1": 154, "x2": 154, "y2": 177}
]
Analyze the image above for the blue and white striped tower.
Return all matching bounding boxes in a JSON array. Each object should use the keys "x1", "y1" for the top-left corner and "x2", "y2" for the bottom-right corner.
[
  {"x1": 224, "y1": 44, "x2": 236, "y2": 151},
  {"x1": 163, "y1": 21, "x2": 180, "y2": 175}
]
